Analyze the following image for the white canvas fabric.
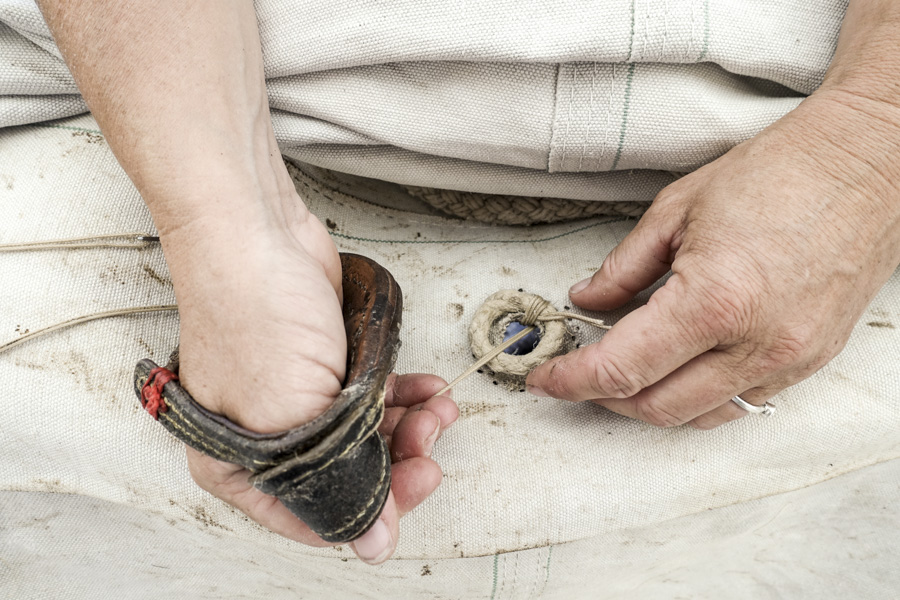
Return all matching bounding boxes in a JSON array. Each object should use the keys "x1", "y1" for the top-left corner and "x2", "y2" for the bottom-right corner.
[
  {"x1": 0, "y1": 0, "x2": 847, "y2": 199},
  {"x1": 1, "y1": 116, "x2": 899, "y2": 597}
]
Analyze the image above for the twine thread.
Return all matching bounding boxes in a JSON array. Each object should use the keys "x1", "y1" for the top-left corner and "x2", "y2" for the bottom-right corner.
[
  {"x1": 0, "y1": 233, "x2": 159, "y2": 252},
  {"x1": 0, "y1": 233, "x2": 172, "y2": 354},
  {"x1": 435, "y1": 290, "x2": 610, "y2": 396}
]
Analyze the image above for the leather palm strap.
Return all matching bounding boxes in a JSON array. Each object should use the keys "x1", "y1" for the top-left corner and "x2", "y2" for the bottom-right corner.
[{"x1": 133, "y1": 253, "x2": 402, "y2": 543}]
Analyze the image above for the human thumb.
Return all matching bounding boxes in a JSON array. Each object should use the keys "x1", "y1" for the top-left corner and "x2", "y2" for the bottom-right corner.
[{"x1": 569, "y1": 209, "x2": 677, "y2": 311}]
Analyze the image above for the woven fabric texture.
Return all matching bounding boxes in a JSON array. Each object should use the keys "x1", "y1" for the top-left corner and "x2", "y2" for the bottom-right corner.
[
  {"x1": 1, "y1": 117, "x2": 899, "y2": 597},
  {"x1": 0, "y1": 0, "x2": 847, "y2": 200}
]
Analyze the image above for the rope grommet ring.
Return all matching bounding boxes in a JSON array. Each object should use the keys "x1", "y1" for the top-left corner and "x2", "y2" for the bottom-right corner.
[{"x1": 468, "y1": 290, "x2": 572, "y2": 387}]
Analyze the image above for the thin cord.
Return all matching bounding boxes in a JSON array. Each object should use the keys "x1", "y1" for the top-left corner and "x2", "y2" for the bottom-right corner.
[
  {"x1": 432, "y1": 325, "x2": 537, "y2": 397},
  {"x1": 0, "y1": 233, "x2": 159, "y2": 252},
  {"x1": 433, "y1": 310, "x2": 611, "y2": 397},
  {"x1": 0, "y1": 305, "x2": 178, "y2": 355}
]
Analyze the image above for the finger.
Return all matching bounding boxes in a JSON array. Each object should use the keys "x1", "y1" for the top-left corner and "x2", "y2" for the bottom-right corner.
[
  {"x1": 688, "y1": 387, "x2": 778, "y2": 430},
  {"x1": 589, "y1": 349, "x2": 757, "y2": 428},
  {"x1": 379, "y1": 406, "x2": 408, "y2": 440},
  {"x1": 185, "y1": 447, "x2": 329, "y2": 547},
  {"x1": 527, "y1": 276, "x2": 717, "y2": 402},
  {"x1": 385, "y1": 373, "x2": 451, "y2": 407},
  {"x1": 379, "y1": 396, "x2": 458, "y2": 447},
  {"x1": 569, "y1": 204, "x2": 678, "y2": 311},
  {"x1": 416, "y1": 395, "x2": 459, "y2": 432},
  {"x1": 390, "y1": 408, "x2": 441, "y2": 463},
  {"x1": 351, "y1": 491, "x2": 399, "y2": 565},
  {"x1": 353, "y1": 454, "x2": 447, "y2": 565},
  {"x1": 390, "y1": 456, "x2": 444, "y2": 516}
]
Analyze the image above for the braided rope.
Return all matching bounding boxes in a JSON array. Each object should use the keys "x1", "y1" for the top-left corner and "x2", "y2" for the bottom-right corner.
[{"x1": 404, "y1": 186, "x2": 649, "y2": 225}]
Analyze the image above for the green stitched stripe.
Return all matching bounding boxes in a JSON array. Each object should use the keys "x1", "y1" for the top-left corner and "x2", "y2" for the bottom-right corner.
[
  {"x1": 545, "y1": 546, "x2": 553, "y2": 585},
  {"x1": 628, "y1": 0, "x2": 636, "y2": 61},
  {"x1": 698, "y1": 0, "x2": 711, "y2": 60},
  {"x1": 610, "y1": 63, "x2": 636, "y2": 171},
  {"x1": 328, "y1": 216, "x2": 631, "y2": 246},
  {"x1": 490, "y1": 553, "x2": 499, "y2": 600},
  {"x1": 33, "y1": 122, "x2": 103, "y2": 135}
]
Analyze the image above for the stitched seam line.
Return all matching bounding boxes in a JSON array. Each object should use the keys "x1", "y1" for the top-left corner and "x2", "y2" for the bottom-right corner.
[
  {"x1": 329, "y1": 430, "x2": 388, "y2": 537},
  {"x1": 698, "y1": 0, "x2": 710, "y2": 60},
  {"x1": 611, "y1": 63, "x2": 637, "y2": 171},
  {"x1": 328, "y1": 216, "x2": 631, "y2": 245},
  {"x1": 546, "y1": 63, "x2": 562, "y2": 172},
  {"x1": 33, "y1": 122, "x2": 102, "y2": 135},
  {"x1": 163, "y1": 399, "x2": 276, "y2": 467},
  {"x1": 598, "y1": 64, "x2": 616, "y2": 171},
  {"x1": 559, "y1": 66, "x2": 577, "y2": 168},
  {"x1": 628, "y1": 0, "x2": 637, "y2": 62},
  {"x1": 578, "y1": 64, "x2": 595, "y2": 173},
  {"x1": 490, "y1": 554, "x2": 500, "y2": 600},
  {"x1": 291, "y1": 401, "x2": 383, "y2": 486}
]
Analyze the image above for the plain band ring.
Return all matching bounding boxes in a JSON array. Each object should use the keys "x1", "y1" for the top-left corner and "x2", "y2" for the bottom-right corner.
[{"x1": 731, "y1": 394, "x2": 776, "y2": 417}]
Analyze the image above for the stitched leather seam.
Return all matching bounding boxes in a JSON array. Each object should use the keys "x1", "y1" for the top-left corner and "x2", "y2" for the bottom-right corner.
[
  {"x1": 162, "y1": 411, "x2": 240, "y2": 462},
  {"x1": 329, "y1": 433, "x2": 389, "y2": 538},
  {"x1": 291, "y1": 400, "x2": 383, "y2": 486},
  {"x1": 164, "y1": 399, "x2": 276, "y2": 468}
]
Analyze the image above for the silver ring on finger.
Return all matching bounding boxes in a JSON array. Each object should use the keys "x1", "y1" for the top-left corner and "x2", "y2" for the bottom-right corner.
[{"x1": 731, "y1": 394, "x2": 776, "y2": 417}]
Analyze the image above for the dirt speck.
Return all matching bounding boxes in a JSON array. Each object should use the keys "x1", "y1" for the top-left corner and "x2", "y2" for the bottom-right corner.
[
  {"x1": 500, "y1": 266, "x2": 516, "y2": 276},
  {"x1": 867, "y1": 321, "x2": 895, "y2": 329},
  {"x1": 421, "y1": 565, "x2": 432, "y2": 576},
  {"x1": 447, "y1": 303, "x2": 464, "y2": 321},
  {"x1": 71, "y1": 130, "x2": 104, "y2": 144},
  {"x1": 137, "y1": 337, "x2": 155, "y2": 356},
  {"x1": 143, "y1": 264, "x2": 172, "y2": 286},
  {"x1": 460, "y1": 401, "x2": 500, "y2": 418},
  {"x1": 325, "y1": 218, "x2": 337, "y2": 230},
  {"x1": 189, "y1": 505, "x2": 232, "y2": 531},
  {"x1": 168, "y1": 499, "x2": 232, "y2": 531}
]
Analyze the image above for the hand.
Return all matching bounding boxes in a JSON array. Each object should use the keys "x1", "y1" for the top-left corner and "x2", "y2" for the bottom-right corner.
[
  {"x1": 187, "y1": 372, "x2": 458, "y2": 564},
  {"x1": 167, "y1": 208, "x2": 458, "y2": 564},
  {"x1": 526, "y1": 90, "x2": 900, "y2": 429},
  {"x1": 35, "y1": 0, "x2": 460, "y2": 565}
]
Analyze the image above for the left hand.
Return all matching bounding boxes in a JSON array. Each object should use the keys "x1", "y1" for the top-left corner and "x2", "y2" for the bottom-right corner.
[{"x1": 526, "y1": 89, "x2": 900, "y2": 430}]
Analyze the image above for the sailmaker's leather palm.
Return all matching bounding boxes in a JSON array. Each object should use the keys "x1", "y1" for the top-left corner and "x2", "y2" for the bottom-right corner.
[{"x1": 135, "y1": 254, "x2": 401, "y2": 543}]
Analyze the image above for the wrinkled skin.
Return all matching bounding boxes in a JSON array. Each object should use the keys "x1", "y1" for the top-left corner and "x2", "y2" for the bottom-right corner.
[{"x1": 527, "y1": 91, "x2": 900, "y2": 429}]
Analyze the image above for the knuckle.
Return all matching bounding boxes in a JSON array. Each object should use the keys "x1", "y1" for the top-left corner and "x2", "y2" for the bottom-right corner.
[
  {"x1": 636, "y1": 397, "x2": 687, "y2": 428},
  {"x1": 803, "y1": 351, "x2": 833, "y2": 375},
  {"x1": 588, "y1": 355, "x2": 648, "y2": 398},
  {"x1": 652, "y1": 184, "x2": 690, "y2": 209},
  {"x1": 698, "y1": 285, "x2": 755, "y2": 338},
  {"x1": 754, "y1": 325, "x2": 819, "y2": 373}
]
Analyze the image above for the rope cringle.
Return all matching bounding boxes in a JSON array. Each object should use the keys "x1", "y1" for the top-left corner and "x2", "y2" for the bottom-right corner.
[{"x1": 437, "y1": 290, "x2": 612, "y2": 393}]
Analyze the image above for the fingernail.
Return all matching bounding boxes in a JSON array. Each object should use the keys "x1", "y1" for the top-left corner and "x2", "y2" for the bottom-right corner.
[
  {"x1": 424, "y1": 420, "x2": 441, "y2": 456},
  {"x1": 527, "y1": 385, "x2": 549, "y2": 398},
  {"x1": 352, "y1": 520, "x2": 393, "y2": 565},
  {"x1": 569, "y1": 277, "x2": 591, "y2": 296}
]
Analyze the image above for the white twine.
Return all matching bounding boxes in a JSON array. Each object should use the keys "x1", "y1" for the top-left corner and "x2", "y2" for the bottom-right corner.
[{"x1": 434, "y1": 290, "x2": 610, "y2": 396}]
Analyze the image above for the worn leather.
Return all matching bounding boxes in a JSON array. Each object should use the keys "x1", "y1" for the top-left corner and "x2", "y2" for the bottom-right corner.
[{"x1": 133, "y1": 253, "x2": 402, "y2": 543}]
